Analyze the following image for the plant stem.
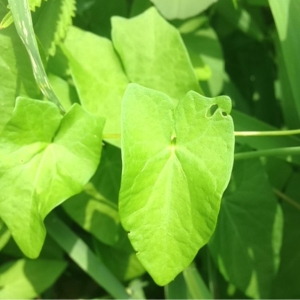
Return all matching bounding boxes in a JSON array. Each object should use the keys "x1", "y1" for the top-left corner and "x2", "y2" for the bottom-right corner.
[
  {"x1": 104, "y1": 129, "x2": 300, "y2": 140},
  {"x1": 234, "y1": 129, "x2": 300, "y2": 137},
  {"x1": 273, "y1": 188, "x2": 300, "y2": 211},
  {"x1": 234, "y1": 147, "x2": 300, "y2": 160}
]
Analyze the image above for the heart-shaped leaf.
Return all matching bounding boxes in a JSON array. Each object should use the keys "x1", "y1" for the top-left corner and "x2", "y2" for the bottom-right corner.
[
  {"x1": 119, "y1": 83, "x2": 234, "y2": 285},
  {"x1": 0, "y1": 98, "x2": 105, "y2": 258}
]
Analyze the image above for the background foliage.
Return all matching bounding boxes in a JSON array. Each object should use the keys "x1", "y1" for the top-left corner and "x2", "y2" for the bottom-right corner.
[{"x1": 0, "y1": 0, "x2": 300, "y2": 298}]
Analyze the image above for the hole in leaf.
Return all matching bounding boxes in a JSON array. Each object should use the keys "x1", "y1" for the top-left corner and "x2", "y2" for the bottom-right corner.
[
  {"x1": 222, "y1": 111, "x2": 228, "y2": 117},
  {"x1": 206, "y1": 104, "x2": 219, "y2": 117}
]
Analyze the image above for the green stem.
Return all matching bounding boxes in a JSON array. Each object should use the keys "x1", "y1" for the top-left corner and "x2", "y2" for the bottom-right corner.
[
  {"x1": 273, "y1": 188, "x2": 300, "y2": 211},
  {"x1": 234, "y1": 147, "x2": 300, "y2": 160},
  {"x1": 104, "y1": 129, "x2": 300, "y2": 140},
  {"x1": 234, "y1": 129, "x2": 300, "y2": 137}
]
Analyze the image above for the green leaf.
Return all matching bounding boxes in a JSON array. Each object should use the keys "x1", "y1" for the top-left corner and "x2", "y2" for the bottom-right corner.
[
  {"x1": 32, "y1": 0, "x2": 76, "y2": 57},
  {"x1": 0, "y1": 98, "x2": 105, "y2": 258},
  {"x1": 0, "y1": 258, "x2": 67, "y2": 298},
  {"x1": 119, "y1": 83, "x2": 234, "y2": 285},
  {"x1": 150, "y1": 0, "x2": 218, "y2": 20},
  {"x1": 209, "y1": 159, "x2": 283, "y2": 298},
  {"x1": 62, "y1": 26, "x2": 128, "y2": 144},
  {"x1": 112, "y1": 7, "x2": 202, "y2": 101},
  {"x1": 8, "y1": 0, "x2": 65, "y2": 113}
]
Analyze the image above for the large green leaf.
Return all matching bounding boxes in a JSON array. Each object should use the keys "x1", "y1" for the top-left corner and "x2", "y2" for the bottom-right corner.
[
  {"x1": 209, "y1": 159, "x2": 283, "y2": 298},
  {"x1": 0, "y1": 98, "x2": 105, "y2": 258},
  {"x1": 62, "y1": 26, "x2": 128, "y2": 144},
  {"x1": 112, "y1": 7, "x2": 202, "y2": 101},
  {"x1": 150, "y1": 0, "x2": 218, "y2": 20},
  {"x1": 0, "y1": 258, "x2": 67, "y2": 298},
  {"x1": 119, "y1": 83, "x2": 234, "y2": 285}
]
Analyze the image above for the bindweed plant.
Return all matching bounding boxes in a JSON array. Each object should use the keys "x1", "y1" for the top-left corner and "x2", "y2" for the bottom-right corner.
[{"x1": 0, "y1": 0, "x2": 300, "y2": 298}]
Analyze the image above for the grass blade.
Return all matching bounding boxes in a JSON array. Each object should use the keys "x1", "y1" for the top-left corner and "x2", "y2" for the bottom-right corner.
[
  {"x1": 8, "y1": 0, "x2": 65, "y2": 114},
  {"x1": 45, "y1": 213, "x2": 130, "y2": 299},
  {"x1": 183, "y1": 263, "x2": 212, "y2": 299}
]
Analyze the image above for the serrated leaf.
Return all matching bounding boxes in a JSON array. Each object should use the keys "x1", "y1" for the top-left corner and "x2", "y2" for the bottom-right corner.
[
  {"x1": 0, "y1": 0, "x2": 44, "y2": 29},
  {"x1": 0, "y1": 98, "x2": 105, "y2": 258},
  {"x1": 28, "y1": 0, "x2": 44, "y2": 11},
  {"x1": 0, "y1": 258, "x2": 67, "y2": 298},
  {"x1": 209, "y1": 159, "x2": 283, "y2": 299},
  {"x1": 150, "y1": 0, "x2": 218, "y2": 20},
  {"x1": 112, "y1": 7, "x2": 202, "y2": 100},
  {"x1": 33, "y1": 0, "x2": 76, "y2": 57},
  {"x1": 119, "y1": 83, "x2": 234, "y2": 286},
  {"x1": 62, "y1": 26, "x2": 128, "y2": 146}
]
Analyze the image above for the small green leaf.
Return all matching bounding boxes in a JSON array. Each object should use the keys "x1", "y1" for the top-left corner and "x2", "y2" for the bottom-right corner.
[
  {"x1": 0, "y1": 258, "x2": 67, "y2": 299},
  {"x1": 119, "y1": 83, "x2": 234, "y2": 285},
  {"x1": 63, "y1": 26, "x2": 128, "y2": 145},
  {"x1": 0, "y1": 98, "x2": 105, "y2": 258},
  {"x1": 112, "y1": 7, "x2": 202, "y2": 100}
]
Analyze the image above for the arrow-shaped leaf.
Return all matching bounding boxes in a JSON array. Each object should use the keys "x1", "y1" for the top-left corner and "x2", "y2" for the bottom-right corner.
[
  {"x1": 0, "y1": 98, "x2": 105, "y2": 258},
  {"x1": 119, "y1": 83, "x2": 234, "y2": 285}
]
